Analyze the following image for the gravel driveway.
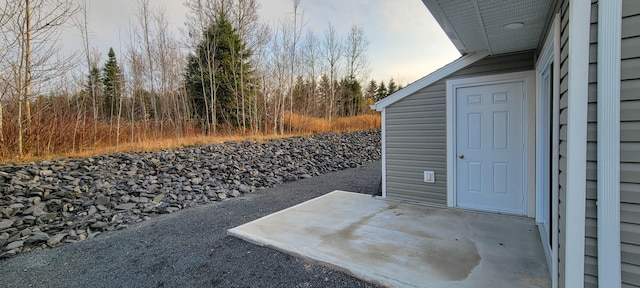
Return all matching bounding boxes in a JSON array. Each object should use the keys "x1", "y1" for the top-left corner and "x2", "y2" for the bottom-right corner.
[{"x1": 0, "y1": 161, "x2": 383, "y2": 288}]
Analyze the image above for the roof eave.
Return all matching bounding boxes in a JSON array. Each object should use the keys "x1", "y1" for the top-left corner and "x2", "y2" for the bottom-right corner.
[{"x1": 421, "y1": 0, "x2": 470, "y2": 55}]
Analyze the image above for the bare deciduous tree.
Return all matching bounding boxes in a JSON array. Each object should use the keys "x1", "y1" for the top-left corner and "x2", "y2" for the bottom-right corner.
[
  {"x1": 0, "y1": 3, "x2": 21, "y2": 144},
  {"x1": 320, "y1": 23, "x2": 342, "y2": 121},
  {"x1": 74, "y1": 0, "x2": 99, "y2": 147},
  {"x1": 301, "y1": 29, "x2": 318, "y2": 117},
  {"x1": 344, "y1": 25, "x2": 369, "y2": 82},
  {"x1": 136, "y1": 0, "x2": 159, "y2": 126},
  {"x1": 287, "y1": 0, "x2": 303, "y2": 132},
  {"x1": 2, "y1": 0, "x2": 78, "y2": 156}
]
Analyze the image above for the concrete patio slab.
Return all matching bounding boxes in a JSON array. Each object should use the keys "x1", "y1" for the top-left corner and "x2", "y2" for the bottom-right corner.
[{"x1": 227, "y1": 191, "x2": 550, "y2": 288}]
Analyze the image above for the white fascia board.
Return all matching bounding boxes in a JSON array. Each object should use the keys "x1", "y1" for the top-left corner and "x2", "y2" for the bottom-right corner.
[
  {"x1": 564, "y1": 0, "x2": 591, "y2": 287},
  {"x1": 597, "y1": 0, "x2": 622, "y2": 286},
  {"x1": 371, "y1": 51, "x2": 489, "y2": 112}
]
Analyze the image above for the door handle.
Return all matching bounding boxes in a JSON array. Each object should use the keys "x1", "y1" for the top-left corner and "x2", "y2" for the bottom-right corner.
[{"x1": 458, "y1": 154, "x2": 465, "y2": 159}]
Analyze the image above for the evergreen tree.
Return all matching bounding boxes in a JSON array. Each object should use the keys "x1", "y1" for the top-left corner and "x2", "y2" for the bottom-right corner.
[
  {"x1": 185, "y1": 10, "x2": 253, "y2": 128},
  {"x1": 303, "y1": 78, "x2": 317, "y2": 114},
  {"x1": 318, "y1": 75, "x2": 331, "y2": 116},
  {"x1": 339, "y1": 77, "x2": 363, "y2": 117},
  {"x1": 364, "y1": 80, "x2": 377, "y2": 101},
  {"x1": 292, "y1": 75, "x2": 305, "y2": 111},
  {"x1": 84, "y1": 65, "x2": 102, "y2": 119},
  {"x1": 387, "y1": 78, "x2": 398, "y2": 95},
  {"x1": 102, "y1": 48, "x2": 122, "y2": 119},
  {"x1": 86, "y1": 65, "x2": 101, "y2": 94},
  {"x1": 376, "y1": 81, "x2": 388, "y2": 101}
]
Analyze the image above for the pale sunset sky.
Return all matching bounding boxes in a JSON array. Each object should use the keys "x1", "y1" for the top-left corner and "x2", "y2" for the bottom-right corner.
[{"x1": 62, "y1": 0, "x2": 460, "y2": 86}]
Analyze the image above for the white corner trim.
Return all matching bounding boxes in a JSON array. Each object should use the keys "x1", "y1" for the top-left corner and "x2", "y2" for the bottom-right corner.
[
  {"x1": 597, "y1": 0, "x2": 622, "y2": 286},
  {"x1": 381, "y1": 108, "x2": 387, "y2": 198},
  {"x1": 564, "y1": 1, "x2": 591, "y2": 287},
  {"x1": 372, "y1": 51, "x2": 489, "y2": 112},
  {"x1": 446, "y1": 70, "x2": 535, "y2": 210}
]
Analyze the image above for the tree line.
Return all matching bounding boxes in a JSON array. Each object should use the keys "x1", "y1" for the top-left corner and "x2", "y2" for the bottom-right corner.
[{"x1": 0, "y1": 0, "x2": 402, "y2": 159}]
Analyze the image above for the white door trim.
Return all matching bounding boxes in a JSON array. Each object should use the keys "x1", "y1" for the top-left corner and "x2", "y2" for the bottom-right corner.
[
  {"x1": 535, "y1": 13, "x2": 560, "y2": 288},
  {"x1": 446, "y1": 70, "x2": 536, "y2": 215}
]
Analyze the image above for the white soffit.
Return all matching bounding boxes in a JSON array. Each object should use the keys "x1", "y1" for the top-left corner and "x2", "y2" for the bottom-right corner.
[{"x1": 423, "y1": 0, "x2": 554, "y2": 55}]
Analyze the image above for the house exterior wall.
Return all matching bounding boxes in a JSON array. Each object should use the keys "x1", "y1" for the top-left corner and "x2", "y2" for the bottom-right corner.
[
  {"x1": 558, "y1": 0, "x2": 640, "y2": 286},
  {"x1": 557, "y1": 0, "x2": 569, "y2": 285},
  {"x1": 556, "y1": 0, "x2": 598, "y2": 285},
  {"x1": 383, "y1": 52, "x2": 534, "y2": 205},
  {"x1": 620, "y1": 1, "x2": 640, "y2": 286}
]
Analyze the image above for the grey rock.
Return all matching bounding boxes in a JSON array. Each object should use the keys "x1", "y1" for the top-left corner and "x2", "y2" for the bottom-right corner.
[
  {"x1": 0, "y1": 219, "x2": 14, "y2": 230},
  {"x1": 22, "y1": 215, "x2": 36, "y2": 223},
  {"x1": 87, "y1": 205, "x2": 98, "y2": 216},
  {"x1": 81, "y1": 200, "x2": 95, "y2": 207},
  {"x1": 30, "y1": 196, "x2": 41, "y2": 204},
  {"x1": 120, "y1": 195, "x2": 131, "y2": 203},
  {"x1": 20, "y1": 228, "x2": 32, "y2": 237},
  {"x1": 238, "y1": 184, "x2": 251, "y2": 193},
  {"x1": 90, "y1": 222, "x2": 108, "y2": 229},
  {"x1": 152, "y1": 194, "x2": 165, "y2": 203},
  {"x1": 94, "y1": 196, "x2": 110, "y2": 206},
  {"x1": 38, "y1": 213, "x2": 57, "y2": 221},
  {"x1": 137, "y1": 197, "x2": 149, "y2": 203},
  {"x1": 0, "y1": 130, "x2": 382, "y2": 258},
  {"x1": 31, "y1": 205, "x2": 46, "y2": 217},
  {"x1": 114, "y1": 203, "x2": 136, "y2": 210},
  {"x1": 164, "y1": 207, "x2": 179, "y2": 213},
  {"x1": 228, "y1": 190, "x2": 241, "y2": 197},
  {"x1": 9, "y1": 203, "x2": 24, "y2": 209},
  {"x1": 39, "y1": 170, "x2": 53, "y2": 176},
  {"x1": 26, "y1": 233, "x2": 49, "y2": 243},
  {"x1": 47, "y1": 233, "x2": 66, "y2": 245},
  {"x1": 21, "y1": 203, "x2": 44, "y2": 216},
  {"x1": 5, "y1": 240, "x2": 24, "y2": 250}
]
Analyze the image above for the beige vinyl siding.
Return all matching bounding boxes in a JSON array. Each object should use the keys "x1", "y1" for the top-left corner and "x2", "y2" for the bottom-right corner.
[
  {"x1": 557, "y1": 0, "x2": 569, "y2": 285},
  {"x1": 384, "y1": 52, "x2": 534, "y2": 205},
  {"x1": 621, "y1": 1, "x2": 640, "y2": 286}
]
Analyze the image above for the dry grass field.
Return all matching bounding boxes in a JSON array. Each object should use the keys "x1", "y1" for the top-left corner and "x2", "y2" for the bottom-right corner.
[{"x1": 0, "y1": 113, "x2": 381, "y2": 164}]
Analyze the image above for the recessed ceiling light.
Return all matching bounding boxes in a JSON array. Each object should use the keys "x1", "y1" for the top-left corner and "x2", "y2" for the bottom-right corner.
[{"x1": 504, "y1": 22, "x2": 525, "y2": 30}]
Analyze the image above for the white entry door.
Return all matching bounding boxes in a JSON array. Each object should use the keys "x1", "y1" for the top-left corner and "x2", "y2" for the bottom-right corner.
[{"x1": 455, "y1": 81, "x2": 525, "y2": 214}]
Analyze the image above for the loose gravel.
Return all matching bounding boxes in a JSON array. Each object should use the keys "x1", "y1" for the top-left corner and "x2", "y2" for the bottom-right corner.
[{"x1": 0, "y1": 130, "x2": 381, "y2": 258}]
